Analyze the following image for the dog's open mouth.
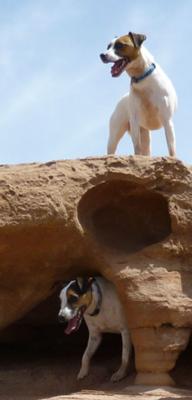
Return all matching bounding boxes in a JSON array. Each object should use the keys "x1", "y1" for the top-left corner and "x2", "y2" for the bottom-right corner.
[
  {"x1": 111, "y1": 58, "x2": 129, "y2": 77},
  {"x1": 65, "y1": 306, "x2": 86, "y2": 335}
]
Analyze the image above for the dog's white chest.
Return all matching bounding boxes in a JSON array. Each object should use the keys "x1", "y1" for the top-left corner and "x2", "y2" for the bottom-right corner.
[{"x1": 131, "y1": 86, "x2": 162, "y2": 130}]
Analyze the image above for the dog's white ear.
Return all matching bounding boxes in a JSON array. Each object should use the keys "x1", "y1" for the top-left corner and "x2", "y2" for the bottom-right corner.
[{"x1": 129, "y1": 32, "x2": 146, "y2": 48}]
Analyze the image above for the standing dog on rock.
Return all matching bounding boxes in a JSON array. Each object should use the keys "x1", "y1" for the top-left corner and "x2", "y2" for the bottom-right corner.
[
  {"x1": 100, "y1": 32, "x2": 177, "y2": 157},
  {"x1": 58, "y1": 277, "x2": 131, "y2": 382}
]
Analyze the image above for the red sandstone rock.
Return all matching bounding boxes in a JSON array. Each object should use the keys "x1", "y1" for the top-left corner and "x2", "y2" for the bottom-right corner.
[{"x1": 0, "y1": 156, "x2": 192, "y2": 386}]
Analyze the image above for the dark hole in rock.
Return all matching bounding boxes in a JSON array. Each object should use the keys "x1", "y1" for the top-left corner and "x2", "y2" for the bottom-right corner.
[
  {"x1": 78, "y1": 180, "x2": 172, "y2": 253},
  {"x1": 172, "y1": 338, "x2": 192, "y2": 388}
]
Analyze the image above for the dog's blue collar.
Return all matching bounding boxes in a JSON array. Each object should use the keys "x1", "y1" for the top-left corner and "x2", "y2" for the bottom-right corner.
[
  {"x1": 89, "y1": 279, "x2": 102, "y2": 317},
  {"x1": 131, "y1": 62, "x2": 156, "y2": 84}
]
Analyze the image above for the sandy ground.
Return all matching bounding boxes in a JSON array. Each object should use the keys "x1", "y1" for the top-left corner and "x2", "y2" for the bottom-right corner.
[
  {"x1": 0, "y1": 326, "x2": 192, "y2": 400},
  {"x1": 47, "y1": 387, "x2": 192, "y2": 400},
  {"x1": 0, "y1": 346, "x2": 192, "y2": 400}
]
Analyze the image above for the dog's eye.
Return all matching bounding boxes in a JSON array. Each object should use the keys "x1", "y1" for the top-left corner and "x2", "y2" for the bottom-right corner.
[
  {"x1": 107, "y1": 43, "x2": 112, "y2": 50},
  {"x1": 115, "y1": 42, "x2": 124, "y2": 51},
  {"x1": 69, "y1": 294, "x2": 78, "y2": 304}
]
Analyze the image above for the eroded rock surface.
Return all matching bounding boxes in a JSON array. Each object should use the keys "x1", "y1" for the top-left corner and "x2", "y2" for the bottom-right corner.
[{"x1": 0, "y1": 156, "x2": 192, "y2": 386}]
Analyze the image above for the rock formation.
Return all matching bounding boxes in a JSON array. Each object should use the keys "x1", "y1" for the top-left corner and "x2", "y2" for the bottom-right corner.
[{"x1": 0, "y1": 155, "x2": 192, "y2": 386}]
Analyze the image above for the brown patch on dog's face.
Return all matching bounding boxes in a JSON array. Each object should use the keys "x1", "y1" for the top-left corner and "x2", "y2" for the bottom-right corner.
[
  {"x1": 114, "y1": 33, "x2": 145, "y2": 62},
  {"x1": 67, "y1": 286, "x2": 92, "y2": 309},
  {"x1": 77, "y1": 291, "x2": 92, "y2": 308},
  {"x1": 115, "y1": 35, "x2": 138, "y2": 61},
  {"x1": 67, "y1": 288, "x2": 79, "y2": 305}
]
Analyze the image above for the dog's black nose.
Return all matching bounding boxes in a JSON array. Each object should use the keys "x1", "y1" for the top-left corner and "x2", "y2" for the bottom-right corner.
[
  {"x1": 58, "y1": 314, "x2": 65, "y2": 324},
  {"x1": 100, "y1": 53, "x2": 108, "y2": 63}
]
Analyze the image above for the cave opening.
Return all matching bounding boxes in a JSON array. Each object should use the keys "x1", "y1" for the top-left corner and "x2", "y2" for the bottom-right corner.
[
  {"x1": 1, "y1": 289, "x2": 192, "y2": 397},
  {"x1": 0, "y1": 286, "x2": 135, "y2": 398}
]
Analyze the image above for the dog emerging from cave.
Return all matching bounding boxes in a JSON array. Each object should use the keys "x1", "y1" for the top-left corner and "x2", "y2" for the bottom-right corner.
[
  {"x1": 100, "y1": 31, "x2": 177, "y2": 156},
  {"x1": 58, "y1": 276, "x2": 131, "y2": 382}
]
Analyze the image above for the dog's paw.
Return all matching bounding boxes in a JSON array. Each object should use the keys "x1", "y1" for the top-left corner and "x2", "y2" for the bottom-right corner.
[
  {"x1": 110, "y1": 370, "x2": 126, "y2": 382},
  {"x1": 77, "y1": 369, "x2": 88, "y2": 380}
]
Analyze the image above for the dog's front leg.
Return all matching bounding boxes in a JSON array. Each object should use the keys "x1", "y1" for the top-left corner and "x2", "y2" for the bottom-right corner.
[
  {"x1": 111, "y1": 329, "x2": 131, "y2": 382},
  {"x1": 107, "y1": 107, "x2": 128, "y2": 154},
  {"x1": 130, "y1": 118, "x2": 141, "y2": 155},
  {"x1": 140, "y1": 128, "x2": 151, "y2": 156},
  {"x1": 164, "y1": 119, "x2": 176, "y2": 157},
  {"x1": 107, "y1": 123, "x2": 127, "y2": 154},
  {"x1": 77, "y1": 332, "x2": 102, "y2": 380}
]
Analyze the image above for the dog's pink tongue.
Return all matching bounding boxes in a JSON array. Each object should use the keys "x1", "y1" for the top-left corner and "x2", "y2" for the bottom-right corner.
[
  {"x1": 111, "y1": 64, "x2": 118, "y2": 76},
  {"x1": 65, "y1": 315, "x2": 79, "y2": 335},
  {"x1": 111, "y1": 60, "x2": 121, "y2": 76}
]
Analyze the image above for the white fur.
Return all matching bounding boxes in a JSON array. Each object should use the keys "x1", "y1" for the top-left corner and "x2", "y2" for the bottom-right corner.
[
  {"x1": 59, "y1": 281, "x2": 76, "y2": 320},
  {"x1": 105, "y1": 44, "x2": 177, "y2": 156},
  {"x1": 59, "y1": 277, "x2": 131, "y2": 382}
]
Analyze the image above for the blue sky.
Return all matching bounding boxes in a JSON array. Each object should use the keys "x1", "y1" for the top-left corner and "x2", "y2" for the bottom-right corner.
[{"x1": 0, "y1": 0, "x2": 191, "y2": 164}]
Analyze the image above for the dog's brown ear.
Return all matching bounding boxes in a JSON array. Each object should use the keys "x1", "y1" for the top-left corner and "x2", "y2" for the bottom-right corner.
[
  {"x1": 129, "y1": 32, "x2": 146, "y2": 48},
  {"x1": 76, "y1": 277, "x2": 94, "y2": 292},
  {"x1": 76, "y1": 277, "x2": 84, "y2": 290},
  {"x1": 87, "y1": 277, "x2": 94, "y2": 287}
]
